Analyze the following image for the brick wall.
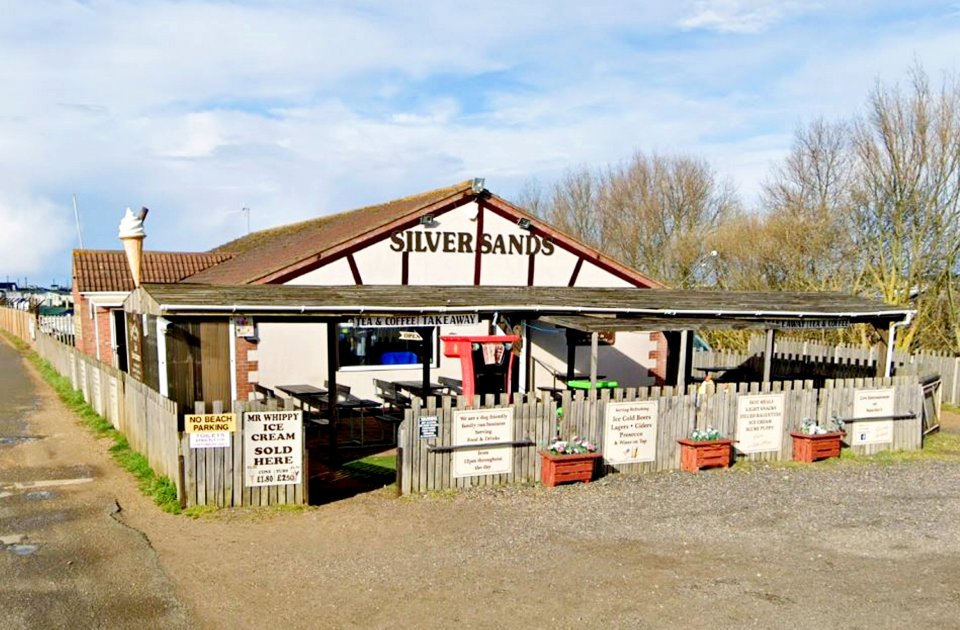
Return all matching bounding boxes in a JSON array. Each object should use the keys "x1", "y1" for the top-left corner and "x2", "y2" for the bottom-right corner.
[
  {"x1": 648, "y1": 332, "x2": 668, "y2": 385},
  {"x1": 235, "y1": 336, "x2": 259, "y2": 400},
  {"x1": 72, "y1": 291, "x2": 120, "y2": 368}
]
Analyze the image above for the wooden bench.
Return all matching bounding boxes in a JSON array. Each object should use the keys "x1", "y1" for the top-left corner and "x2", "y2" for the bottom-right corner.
[
  {"x1": 372, "y1": 379, "x2": 412, "y2": 444},
  {"x1": 253, "y1": 383, "x2": 277, "y2": 401},
  {"x1": 438, "y1": 376, "x2": 463, "y2": 395}
]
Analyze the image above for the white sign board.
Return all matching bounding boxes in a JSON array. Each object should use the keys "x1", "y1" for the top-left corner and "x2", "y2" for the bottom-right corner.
[
  {"x1": 452, "y1": 407, "x2": 514, "y2": 478},
  {"x1": 349, "y1": 314, "x2": 479, "y2": 328},
  {"x1": 603, "y1": 400, "x2": 658, "y2": 464},
  {"x1": 190, "y1": 432, "x2": 231, "y2": 449},
  {"x1": 852, "y1": 388, "x2": 895, "y2": 445},
  {"x1": 736, "y1": 393, "x2": 785, "y2": 453},
  {"x1": 185, "y1": 413, "x2": 236, "y2": 450},
  {"x1": 243, "y1": 410, "x2": 303, "y2": 487}
]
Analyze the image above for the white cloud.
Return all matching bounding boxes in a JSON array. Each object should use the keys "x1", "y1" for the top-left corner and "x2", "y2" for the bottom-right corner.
[
  {"x1": 0, "y1": 193, "x2": 72, "y2": 280},
  {"x1": 0, "y1": 0, "x2": 957, "y2": 282},
  {"x1": 678, "y1": 0, "x2": 815, "y2": 34}
]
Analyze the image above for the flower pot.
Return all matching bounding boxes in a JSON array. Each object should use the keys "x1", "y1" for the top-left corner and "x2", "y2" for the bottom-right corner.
[
  {"x1": 539, "y1": 451, "x2": 602, "y2": 487},
  {"x1": 790, "y1": 431, "x2": 846, "y2": 463},
  {"x1": 677, "y1": 438, "x2": 734, "y2": 473}
]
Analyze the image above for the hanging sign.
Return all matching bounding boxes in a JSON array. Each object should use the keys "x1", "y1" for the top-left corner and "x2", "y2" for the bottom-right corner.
[
  {"x1": 851, "y1": 388, "x2": 895, "y2": 445},
  {"x1": 452, "y1": 407, "x2": 514, "y2": 478},
  {"x1": 243, "y1": 410, "x2": 303, "y2": 486},
  {"x1": 399, "y1": 330, "x2": 423, "y2": 341},
  {"x1": 350, "y1": 314, "x2": 479, "y2": 328},
  {"x1": 232, "y1": 316, "x2": 256, "y2": 338},
  {"x1": 736, "y1": 393, "x2": 785, "y2": 453},
  {"x1": 603, "y1": 400, "x2": 658, "y2": 464},
  {"x1": 127, "y1": 313, "x2": 144, "y2": 382},
  {"x1": 762, "y1": 319, "x2": 850, "y2": 330}
]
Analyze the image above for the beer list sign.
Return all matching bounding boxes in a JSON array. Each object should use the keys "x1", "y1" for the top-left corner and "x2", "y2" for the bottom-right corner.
[{"x1": 603, "y1": 401, "x2": 658, "y2": 464}]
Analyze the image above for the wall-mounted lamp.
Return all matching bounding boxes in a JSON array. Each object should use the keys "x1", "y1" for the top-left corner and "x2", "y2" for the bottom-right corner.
[
  {"x1": 517, "y1": 218, "x2": 532, "y2": 230},
  {"x1": 420, "y1": 214, "x2": 436, "y2": 226}
]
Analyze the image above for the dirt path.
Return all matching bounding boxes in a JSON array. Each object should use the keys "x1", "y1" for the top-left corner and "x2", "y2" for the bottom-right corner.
[{"x1": 0, "y1": 339, "x2": 191, "y2": 629}]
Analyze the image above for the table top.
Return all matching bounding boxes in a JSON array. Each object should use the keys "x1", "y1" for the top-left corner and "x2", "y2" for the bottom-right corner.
[
  {"x1": 566, "y1": 379, "x2": 619, "y2": 390},
  {"x1": 556, "y1": 373, "x2": 606, "y2": 383},
  {"x1": 276, "y1": 384, "x2": 328, "y2": 396},
  {"x1": 392, "y1": 380, "x2": 445, "y2": 394},
  {"x1": 336, "y1": 397, "x2": 382, "y2": 409}
]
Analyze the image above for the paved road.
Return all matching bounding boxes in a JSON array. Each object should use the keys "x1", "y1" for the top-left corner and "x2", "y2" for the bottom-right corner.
[{"x1": 0, "y1": 339, "x2": 192, "y2": 629}]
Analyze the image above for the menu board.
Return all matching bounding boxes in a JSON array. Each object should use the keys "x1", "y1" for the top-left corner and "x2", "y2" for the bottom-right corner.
[
  {"x1": 736, "y1": 393, "x2": 785, "y2": 453},
  {"x1": 603, "y1": 401, "x2": 658, "y2": 464}
]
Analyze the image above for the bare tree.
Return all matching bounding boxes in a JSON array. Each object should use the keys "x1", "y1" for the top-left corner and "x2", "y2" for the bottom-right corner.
[
  {"x1": 757, "y1": 118, "x2": 855, "y2": 291},
  {"x1": 596, "y1": 152, "x2": 737, "y2": 285},
  {"x1": 848, "y1": 66, "x2": 960, "y2": 350}
]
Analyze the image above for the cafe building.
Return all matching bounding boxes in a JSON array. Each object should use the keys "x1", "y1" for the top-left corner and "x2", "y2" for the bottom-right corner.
[
  {"x1": 161, "y1": 178, "x2": 668, "y2": 410},
  {"x1": 114, "y1": 181, "x2": 918, "y2": 505}
]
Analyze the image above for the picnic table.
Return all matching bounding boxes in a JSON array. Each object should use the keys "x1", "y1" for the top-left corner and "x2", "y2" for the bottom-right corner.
[{"x1": 392, "y1": 380, "x2": 445, "y2": 399}]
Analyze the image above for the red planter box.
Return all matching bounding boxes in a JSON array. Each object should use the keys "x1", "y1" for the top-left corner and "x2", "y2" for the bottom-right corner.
[
  {"x1": 677, "y1": 439, "x2": 734, "y2": 473},
  {"x1": 540, "y1": 451, "x2": 602, "y2": 487},
  {"x1": 790, "y1": 432, "x2": 846, "y2": 463}
]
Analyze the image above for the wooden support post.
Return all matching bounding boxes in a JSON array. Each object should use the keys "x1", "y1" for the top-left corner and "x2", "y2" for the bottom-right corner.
[
  {"x1": 326, "y1": 320, "x2": 339, "y2": 461},
  {"x1": 763, "y1": 328, "x2": 775, "y2": 383},
  {"x1": 589, "y1": 331, "x2": 599, "y2": 387},
  {"x1": 420, "y1": 326, "x2": 431, "y2": 402},
  {"x1": 677, "y1": 330, "x2": 690, "y2": 391},
  {"x1": 566, "y1": 329, "x2": 577, "y2": 382}
]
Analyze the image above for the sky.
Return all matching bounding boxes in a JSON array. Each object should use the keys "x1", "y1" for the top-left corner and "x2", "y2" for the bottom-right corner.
[{"x1": 1, "y1": 0, "x2": 958, "y2": 287}]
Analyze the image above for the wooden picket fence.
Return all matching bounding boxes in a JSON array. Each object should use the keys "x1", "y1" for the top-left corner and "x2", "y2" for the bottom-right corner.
[
  {"x1": 33, "y1": 329, "x2": 181, "y2": 491},
  {"x1": 742, "y1": 335, "x2": 960, "y2": 405},
  {"x1": 0, "y1": 306, "x2": 940, "y2": 505},
  {"x1": 398, "y1": 376, "x2": 924, "y2": 494},
  {"x1": 179, "y1": 398, "x2": 308, "y2": 509}
]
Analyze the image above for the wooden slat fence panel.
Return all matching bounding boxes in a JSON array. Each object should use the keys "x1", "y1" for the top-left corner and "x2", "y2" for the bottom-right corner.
[
  {"x1": 399, "y1": 375, "x2": 924, "y2": 495},
  {"x1": 181, "y1": 398, "x2": 305, "y2": 508}
]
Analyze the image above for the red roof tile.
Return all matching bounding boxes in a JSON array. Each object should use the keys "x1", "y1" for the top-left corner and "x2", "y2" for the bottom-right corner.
[
  {"x1": 179, "y1": 179, "x2": 662, "y2": 288},
  {"x1": 185, "y1": 181, "x2": 478, "y2": 284},
  {"x1": 73, "y1": 250, "x2": 232, "y2": 293}
]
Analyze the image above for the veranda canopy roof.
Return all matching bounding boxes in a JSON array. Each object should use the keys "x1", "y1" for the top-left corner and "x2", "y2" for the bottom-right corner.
[{"x1": 126, "y1": 283, "x2": 913, "y2": 330}]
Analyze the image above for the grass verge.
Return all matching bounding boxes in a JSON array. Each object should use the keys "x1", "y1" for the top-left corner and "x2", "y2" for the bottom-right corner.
[
  {"x1": 342, "y1": 453, "x2": 397, "y2": 487},
  {"x1": 734, "y1": 430, "x2": 960, "y2": 471},
  {"x1": 3, "y1": 332, "x2": 181, "y2": 513}
]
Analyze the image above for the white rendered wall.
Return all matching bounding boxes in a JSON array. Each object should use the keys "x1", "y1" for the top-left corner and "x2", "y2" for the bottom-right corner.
[
  {"x1": 256, "y1": 198, "x2": 658, "y2": 398},
  {"x1": 528, "y1": 325, "x2": 658, "y2": 389}
]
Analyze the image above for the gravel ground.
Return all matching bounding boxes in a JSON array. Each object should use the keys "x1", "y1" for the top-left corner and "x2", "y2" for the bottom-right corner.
[
  {"x1": 10, "y1": 331, "x2": 960, "y2": 630},
  {"x1": 124, "y1": 453, "x2": 960, "y2": 630}
]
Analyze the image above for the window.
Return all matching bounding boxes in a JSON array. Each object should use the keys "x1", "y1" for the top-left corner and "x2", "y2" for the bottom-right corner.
[{"x1": 337, "y1": 325, "x2": 439, "y2": 369}]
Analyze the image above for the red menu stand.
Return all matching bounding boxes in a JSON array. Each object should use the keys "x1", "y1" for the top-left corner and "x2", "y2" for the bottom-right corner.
[{"x1": 440, "y1": 335, "x2": 519, "y2": 403}]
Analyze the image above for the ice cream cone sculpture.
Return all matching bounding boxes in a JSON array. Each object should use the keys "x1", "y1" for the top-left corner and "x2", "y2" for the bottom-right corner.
[{"x1": 118, "y1": 207, "x2": 148, "y2": 287}]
